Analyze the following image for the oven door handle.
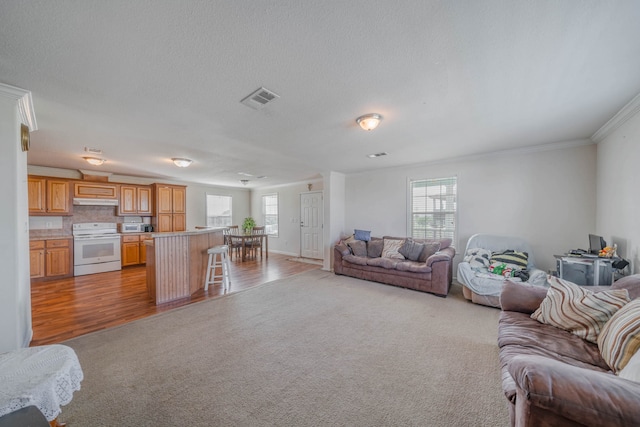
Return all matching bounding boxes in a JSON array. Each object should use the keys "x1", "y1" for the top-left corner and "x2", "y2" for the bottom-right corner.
[{"x1": 74, "y1": 235, "x2": 121, "y2": 241}]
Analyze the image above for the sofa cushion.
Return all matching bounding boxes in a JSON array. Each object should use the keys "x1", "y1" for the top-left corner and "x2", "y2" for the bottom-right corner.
[
  {"x1": 367, "y1": 239, "x2": 384, "y2": 258},
  {"x1": 342, "y1": 254, "x2": 369, "y2": 266},
  {"x1": 366, "y1": 257, "x2": 399, "y2": 269},
  {"x1": 381, "y1": 238, "x2": 405, "y2": 259},
  {"x1": 335, "y1": 241, "x2": 351, "y2": 257},
  {"x1": 499, "y1": 311, "x2": 610, "y2": 371},
  {"x1": 531, "y1": 276, "x2": 630, "y2": 343},
  {"x1": 418, "y1": 242, "x2": 441, "y2": 263},
  {"x1": 598, "y1": 298, "x2": 640, "y2": 374},
  {"x1": 354, "y1": 229, "x2": 371, "y2": 241},
  {"x1": 395, "y1": 261, "x2": 431, "y2": 274},
  {"x1": 398, "y1": 239, "x2": 424, "y2": 261},
  {"x1": 347, "y1": 240, "x2": 367, "y2": 257}
]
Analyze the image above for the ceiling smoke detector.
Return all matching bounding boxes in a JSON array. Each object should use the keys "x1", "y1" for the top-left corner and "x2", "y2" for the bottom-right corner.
[
  {"x1": 240, "y1": 87, "x2": 280, "y2": 110},
  {"x1": 84, "y1": 147, "x2": 103, "y2": 155}
]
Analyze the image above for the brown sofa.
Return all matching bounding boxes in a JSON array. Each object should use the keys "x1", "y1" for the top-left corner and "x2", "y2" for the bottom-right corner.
[
  {"x1": 498, "y1": 275, "x2": 640, "y2": 427},
  {"x1": 333, "y1": 236, "x2": 455, "y2": 297}
]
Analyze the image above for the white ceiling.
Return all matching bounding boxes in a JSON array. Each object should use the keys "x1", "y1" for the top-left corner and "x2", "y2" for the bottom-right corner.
[{"x1": 2, "y1": 1, "x2": 640, "y2": 188}]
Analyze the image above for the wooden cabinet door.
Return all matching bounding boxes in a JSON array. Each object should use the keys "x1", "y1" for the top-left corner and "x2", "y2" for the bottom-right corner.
[
  {"x1": 122, "y1": 241, "x2": 141, "y2": 266},
  {"x1": 30, "y1": 241, "x2": 45, "y2": 278},
  {"x1": 137, "y1": 187, "x2": 152, "y2": 215},
  {"x1": 157, "y1": 214, "x2": 173, "y2": 232},
  {"x1": 47, "y1": 180, "x2": 70, "y2": 214},
  {"x1": 173, "y1": 214, "x2": 186, "y2": 232},
  {"x1": 28, "y1": 177, "x2": 46, "y2": 213},
  {"x1": 119, "y1": 186, "x2": 137, "y2": 215},
  {"x1": 157, "y1": 186, "x2": 173, "y2": 214},
  {"x1": 74, "y1": 182, "x2": 118, "y2": 199},
  {"x1": 172, "y1": 187, "x2": 186, "y2": 213},
  {"x1": 46, "y1": 247, "x2": 70, "y2": 277}
]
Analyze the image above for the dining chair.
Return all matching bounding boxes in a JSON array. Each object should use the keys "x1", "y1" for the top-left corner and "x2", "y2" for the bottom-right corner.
[
  {"x1": 226, "y1": 225, "x2": 242, "y2": 260},
  {"x1": 245, "y1": 226, "x2": 266, "y2": 259}
]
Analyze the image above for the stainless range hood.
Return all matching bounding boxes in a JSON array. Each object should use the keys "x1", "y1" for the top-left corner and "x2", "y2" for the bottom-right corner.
[{"x1": 73, "y1": 198, "x2": 119, "y2": 206}]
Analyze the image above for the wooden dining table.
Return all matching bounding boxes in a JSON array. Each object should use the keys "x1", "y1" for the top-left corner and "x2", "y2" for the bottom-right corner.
[{"x1": 227, "y1": 231, "x2": 268, "y2": 262}]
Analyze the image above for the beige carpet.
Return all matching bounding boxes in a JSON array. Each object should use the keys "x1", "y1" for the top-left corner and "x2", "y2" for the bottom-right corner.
[{"x1": 61, "y1": 270, "x2": 509, "y2": 426}]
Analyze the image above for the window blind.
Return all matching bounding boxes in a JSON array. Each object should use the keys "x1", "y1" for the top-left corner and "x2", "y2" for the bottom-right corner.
[{"x1": 410, "y1": 177, "x2": 457, "y2": 242}]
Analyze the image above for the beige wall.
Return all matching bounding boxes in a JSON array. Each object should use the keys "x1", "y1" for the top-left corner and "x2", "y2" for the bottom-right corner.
[
  {"x1": 250, "y1": 179, "x2": 324, "y2": 256},
  {"x1": 596, "y1": 97, "x2": 640, "y2": 273},
  {"x1": 345, "y1": 142, "x2": 597, "y2": 274}
]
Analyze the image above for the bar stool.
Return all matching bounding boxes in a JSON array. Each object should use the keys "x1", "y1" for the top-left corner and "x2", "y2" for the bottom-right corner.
[{"x1": 204, "y1": 245, "x2": 231, "y2": 292}]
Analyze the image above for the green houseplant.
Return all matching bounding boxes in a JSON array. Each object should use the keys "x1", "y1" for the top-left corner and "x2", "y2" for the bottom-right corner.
[{"x1": 242, "y1": 217, "x2": 256, "y2": 233}]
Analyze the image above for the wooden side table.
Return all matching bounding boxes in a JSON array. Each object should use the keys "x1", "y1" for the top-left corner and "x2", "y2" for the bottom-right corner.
[{"x1": 0, "y1": 345, "x2": 83, "y2": 426}]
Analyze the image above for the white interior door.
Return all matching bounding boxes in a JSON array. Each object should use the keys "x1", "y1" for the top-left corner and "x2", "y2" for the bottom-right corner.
[{"x1": 300, "y1": 192, "x2": 323, "y2": 259}]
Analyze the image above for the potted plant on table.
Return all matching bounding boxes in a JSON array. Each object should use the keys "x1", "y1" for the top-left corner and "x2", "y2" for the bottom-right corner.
[{"x1": 242, "y1": 217, "x2": 256, "y2": 234}]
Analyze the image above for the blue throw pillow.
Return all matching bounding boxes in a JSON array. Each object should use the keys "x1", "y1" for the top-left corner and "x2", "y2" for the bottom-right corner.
[{"x1": 354, "y1": 229, "x2": 371, "y2": 242}]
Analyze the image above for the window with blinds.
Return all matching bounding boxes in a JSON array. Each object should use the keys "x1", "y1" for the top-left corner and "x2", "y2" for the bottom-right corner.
[
  {"x1": 262, "y1": 194, "x2": 278, "y2": 236},
  {"x1": 206, "y1": 195, "x2": 232, "y2": 227},
  {"x1": 409, "y1": 177, "x2": 457, "y2": 242}
]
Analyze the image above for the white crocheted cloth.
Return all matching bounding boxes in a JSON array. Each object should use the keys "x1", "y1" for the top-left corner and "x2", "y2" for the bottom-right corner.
[{"x1": 0, "y1": 344, "x2": 83, "y2": 421}]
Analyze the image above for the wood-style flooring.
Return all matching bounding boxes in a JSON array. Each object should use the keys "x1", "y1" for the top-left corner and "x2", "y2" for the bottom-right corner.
[{"x1": 30, "y1": 253, "x2": 321, "y2": 346}]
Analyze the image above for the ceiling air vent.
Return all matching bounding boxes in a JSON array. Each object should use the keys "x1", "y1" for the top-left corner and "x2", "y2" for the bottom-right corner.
[
  {"x1": 367, "y1": 152, "x2": 388, "y2": 158},
  {"x1": 240, "y1": 87, "x2": 280, "y2": 110}
]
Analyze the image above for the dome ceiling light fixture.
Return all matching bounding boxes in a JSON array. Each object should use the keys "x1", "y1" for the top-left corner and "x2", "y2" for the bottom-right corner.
[
  {"x1": 240, "y1": 179, "x2": 250, "y2": 186},
  {"x1": 172, "y1": 158, "x2": 193, "y2": 168},
  {"x1": 356, "y1": 113, "x2": 383, "y2": 131},
  {"x1": 83, "y1": 156, "x2": 105, "y2": 166}
]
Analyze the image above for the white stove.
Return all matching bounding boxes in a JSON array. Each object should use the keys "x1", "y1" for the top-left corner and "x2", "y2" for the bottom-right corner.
[{"x1": 72, "y1": 223, "x2": 121, "y2": 276}]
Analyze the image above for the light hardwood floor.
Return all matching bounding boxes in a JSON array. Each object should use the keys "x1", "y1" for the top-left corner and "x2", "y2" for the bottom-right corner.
[{"x1": 30, "y1": 253, "x2": 321, "y2": 346}]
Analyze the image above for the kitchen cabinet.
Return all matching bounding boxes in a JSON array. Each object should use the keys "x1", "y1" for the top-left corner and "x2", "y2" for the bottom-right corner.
[
  {"x1": 29, "y1": 240, "x2": 45, "y2": 278},
  {"x1": 121, "y1": 234, "x2": 153, "y2": 266},
  {"x1": 152, "y1": 184, "x2": 187, "y2": 232},
  {"x1": 73, "y1": 182, "x2": 118, "y2": 199},
  {"x1": 118, "y1": 185, "x2": 153, "y2": 216},
  {"x1": 28, "y1": 176, "x2": 72, "y2": 215},
  {"x1": 30, "y1": 238, "x2": 73, "y2": 280}
]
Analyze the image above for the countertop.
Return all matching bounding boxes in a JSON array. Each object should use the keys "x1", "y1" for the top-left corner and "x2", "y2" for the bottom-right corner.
[
  {"x1": 30, "y1": 235, "x2": 73, "y2": 241},
  {"x1": 149, "y1": 227, "x2": 226, "y2": 238}
]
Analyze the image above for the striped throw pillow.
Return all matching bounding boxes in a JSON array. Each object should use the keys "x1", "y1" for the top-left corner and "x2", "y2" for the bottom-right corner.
[
  {"x1": 531, "y1": 276, "x2": 630, "y2": 343},
  {"x1": 490, "y1": 250, "x2": 528, "y2": 270},
  {"x1": 598, "y1": 299, "x2": 640, "y2": 374}
]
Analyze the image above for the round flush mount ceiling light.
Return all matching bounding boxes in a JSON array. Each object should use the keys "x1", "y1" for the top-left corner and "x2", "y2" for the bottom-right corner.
[
  {"x1": 83, "y1": 156, "x2": 105, "y2": 166},
  {"x1": 356, "y1": 113, "x2": 383, "y2": 131},
  {"x1": 172, "y1": 158, "x2": 193, "y2": 168}
]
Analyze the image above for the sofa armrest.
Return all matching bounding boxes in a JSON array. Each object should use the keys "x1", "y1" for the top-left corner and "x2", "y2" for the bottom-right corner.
[
  {"x1": 333, "y1": 245, "x2": 345, "y2": 274},
  {"x1": 426, "y1": 246, "x2": 454, "y2": 267},
  {"x1": 500, "y1": 280, "x2": 548, "y2": 314},
  {"x1": 510, "y1": 355, "x2": 640, "y2": 426}
]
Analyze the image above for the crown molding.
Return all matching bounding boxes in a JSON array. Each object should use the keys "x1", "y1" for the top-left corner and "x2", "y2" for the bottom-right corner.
[
  {"x1": 591, "y1": 92, "x2": 640, "y2": 142},
  {"x1": 0, "y1": 82, "x2": 38, "y2": 131}
]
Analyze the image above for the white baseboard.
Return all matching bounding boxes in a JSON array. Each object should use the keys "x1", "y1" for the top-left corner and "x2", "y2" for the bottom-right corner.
[{"x1": 269, "y1": 249, "x2": 299, "y2": 257}]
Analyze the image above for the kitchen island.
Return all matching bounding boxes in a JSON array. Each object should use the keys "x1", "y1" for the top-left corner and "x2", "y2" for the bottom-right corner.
[{"x1": 144, "y1": 228, "x2": 225, "y2": 304}]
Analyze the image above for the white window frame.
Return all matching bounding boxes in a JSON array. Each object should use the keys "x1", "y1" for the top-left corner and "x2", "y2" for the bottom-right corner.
[
  {"x1": 262, "y1": 193, "x2": 279, "y2": 237},
  {"x1": 407, "y1": 176, "x2": 457, "y2": 245},
  {"x1": 205, "y1": 194, "x2": 232, "y2": 227}
]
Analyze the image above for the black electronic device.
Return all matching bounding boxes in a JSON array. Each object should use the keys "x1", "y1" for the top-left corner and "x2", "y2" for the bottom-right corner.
[{"x1": 588, "y1": 234, "x2": 606, "y2": 255}]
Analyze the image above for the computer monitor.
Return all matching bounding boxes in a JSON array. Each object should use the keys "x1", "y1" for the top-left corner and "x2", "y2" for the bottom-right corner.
[{"x1": 589, "y1": 234, "x2": 606, "y2": 255}]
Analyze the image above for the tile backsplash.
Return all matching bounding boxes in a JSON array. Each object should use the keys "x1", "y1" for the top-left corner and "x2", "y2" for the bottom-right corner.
[{"x1": 29, "y1": 205, "x2": 151, "y2": 238}]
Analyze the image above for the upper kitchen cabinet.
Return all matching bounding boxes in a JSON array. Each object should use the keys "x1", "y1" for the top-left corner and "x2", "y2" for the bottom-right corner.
[
  {"x1": 73, "y1": 182, "x2": 119, "y2": 199},
  {"x1": 28, "y1": 176, "x2": 72, "y2": 215},
  {"x1": 152, "y1": 184, "x2": 186, "y2": 232},
  {"x1": 119, "y1": 185, "x2": 153, "y2": 216}
]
